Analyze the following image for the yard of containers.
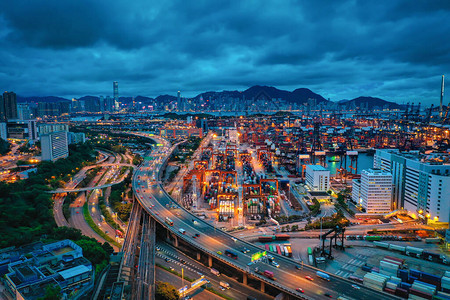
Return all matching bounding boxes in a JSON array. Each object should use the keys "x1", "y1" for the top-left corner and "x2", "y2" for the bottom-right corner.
[{"x1": 352, "y1": 249, "x2": 450, "y2": 299}]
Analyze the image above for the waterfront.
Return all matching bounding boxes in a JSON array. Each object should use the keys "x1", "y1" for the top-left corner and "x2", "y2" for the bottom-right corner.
[{"x1": 326, "y1": 152, "x2": 374, "y2": 175}]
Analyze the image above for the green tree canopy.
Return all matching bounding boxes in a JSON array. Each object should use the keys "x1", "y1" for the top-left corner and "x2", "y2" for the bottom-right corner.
[{"x1": 155, "y1": 281, "x2": 179, "y2": 300}]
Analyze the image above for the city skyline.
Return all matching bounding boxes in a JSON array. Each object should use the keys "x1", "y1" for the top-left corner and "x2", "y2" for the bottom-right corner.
[{"x1": 0, "y1": 1, "x2": 449, "y2": 105}]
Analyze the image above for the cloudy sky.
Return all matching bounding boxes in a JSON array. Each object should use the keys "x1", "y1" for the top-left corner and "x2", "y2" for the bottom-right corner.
[{"x1": 0, "y1": 1, "x2": 449, "y2": 105}]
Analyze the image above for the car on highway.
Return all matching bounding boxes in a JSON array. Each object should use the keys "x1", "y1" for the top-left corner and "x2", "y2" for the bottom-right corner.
[
  {"x1": 295, "y1": 264, "x2": 302, "y2": 270},
  {"x1": 296, "y1": 288, "x2": 304, "y2": 293},
  {"x1": 194, "y1": 233, "x2": 200, "y2": 238},
  {"x1": 351, "y1": 284, "x2": 360, "y2": 290},
  {"x1": 305, "y1": 275, "x2": 314, "y2": 281},
  {"x1": 324, "y1": 293, "x2": 333, "y2": 298},
  {"x1": 271, "y1": 261, "x2": 280, "y2": 268}
]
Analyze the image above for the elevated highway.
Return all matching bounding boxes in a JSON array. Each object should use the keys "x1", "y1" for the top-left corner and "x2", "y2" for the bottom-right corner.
[
  {"x1": 49, "y1": 164, "x2": 134, "y2": 194},
  {"x1": 128, "y1": 135, "x2": 398, "y2": 300}
]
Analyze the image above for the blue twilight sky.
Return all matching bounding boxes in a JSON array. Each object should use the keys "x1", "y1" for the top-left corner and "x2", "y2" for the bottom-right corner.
[{"x1": 0, "y1": 0, "x2": 449, "y2": 105}]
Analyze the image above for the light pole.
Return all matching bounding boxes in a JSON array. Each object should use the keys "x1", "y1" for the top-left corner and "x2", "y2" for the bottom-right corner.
[{"x1": 320, "y1": 216, "x2": 323, "y2": 237}]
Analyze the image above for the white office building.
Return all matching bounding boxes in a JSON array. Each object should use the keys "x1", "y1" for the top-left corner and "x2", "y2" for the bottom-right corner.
[
  {"x1": 374, "y1": 149, "x2": 450, "y2": 223},
  {"x1": 305, "y1": 165, "x2": 330, "y2": 191},
  {"x1": 353, "y1": 168, "x2": 392, "y2": 214},
  {"x1": 68, "y1": 132, "x2": 86, "y2": 144},
  {"x1": 41, "y1": 131, "x2": 69, "y2": 161}
]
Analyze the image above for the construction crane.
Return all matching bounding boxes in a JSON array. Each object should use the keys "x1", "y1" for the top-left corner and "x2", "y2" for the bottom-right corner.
[
  {"x1": 320, "y1": 225, "x2": 346, "y2": 259},
  {"x1": 403, "y1": 102, "x2": 410, "y2": 120},
  {"x1": 425, "y1": 104, "x2": 434, "y2": 125}
]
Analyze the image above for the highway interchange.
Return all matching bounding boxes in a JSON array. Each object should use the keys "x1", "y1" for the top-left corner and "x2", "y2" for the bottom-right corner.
[{"x1": 132, "y1": 135, "x2": 398, "y2": 300}]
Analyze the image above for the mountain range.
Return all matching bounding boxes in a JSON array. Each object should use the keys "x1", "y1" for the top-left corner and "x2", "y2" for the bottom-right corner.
[{"x1": 17, "y1": 85, "x2": 401, "y2": 109}]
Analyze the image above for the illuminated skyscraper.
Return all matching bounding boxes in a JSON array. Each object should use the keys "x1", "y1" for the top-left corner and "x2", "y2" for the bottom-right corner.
[{"x1": 113, "y1": 81, "x2": 119, "y2": 110}]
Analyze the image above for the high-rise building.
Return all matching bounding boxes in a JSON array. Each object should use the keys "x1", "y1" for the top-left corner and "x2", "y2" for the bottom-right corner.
[
  {"x1": 0, "y1": 94, "x2": 5, "y2": 122},
  {"x1": 105, "y1": 96, "x2": 113, "y2": 112},
  {"x1": 352, "y1": 168, "x2": 392, "y2": 214},
  {"x1": 305, "y1": 165, "x2": 330, "y2": 191},
  {"x1": 37, "y1": 102, "x2": 69, "y2": 117},
  {"x1": 17, "y1": 104, "x2": 32, "y2": 120},
  {"x1": 68, "y1": 132, "x2": 86, "y2": 144},
  {"x1": 113, "y1": 81, "x2": 119, "y2": 110},
  {"x1": 99, "y1": 96, "x2": 105, "y2": 112},
  {"x1": 38, "y1": 123, "x2": 69, "y2": 135},
  {"x1": 374, "y1": 149, "x2": 450, "y2": 223},
  {"x1": 0, "y1": 122, "x2": 7, "y2": 140},
  {"x1": 6, "y1": 120, "x2": 38, "y2": 140},
  {"x1": 2, "y1": 91, "x2": 18, "y2": 120},
  {"x1": 40, "y1": 131, "x2": 69, "y2": 161}
]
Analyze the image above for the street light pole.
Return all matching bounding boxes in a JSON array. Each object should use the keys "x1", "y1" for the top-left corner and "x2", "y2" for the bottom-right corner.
[{"x1": 320, "y1": 216, "x2": 323, "y2": 237}]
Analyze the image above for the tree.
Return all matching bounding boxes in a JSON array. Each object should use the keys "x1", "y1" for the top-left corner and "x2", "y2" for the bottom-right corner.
[
  {"x1": 155, "y1": 281, "x2": 179, "y2": 300},
  {"x1": 51, "y1": 227, "x2": 83, "y2": 241},
  {"x1": 38, "y1": 284, "x2": 61, "y2": 300},
  {"x1": 75, "y1": 239, "x2": 109, "y2": 265},
  {"x1": 102, "y1": 242, "x2": 115, "y2": 255}
]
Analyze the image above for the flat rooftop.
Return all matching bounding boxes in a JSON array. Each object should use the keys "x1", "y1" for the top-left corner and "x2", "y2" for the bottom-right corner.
[
  {"x1": 307, "y1": 165, "x2": 328, "y2": 171},
  {"x1": 51, "y1": 246, "x2": 74, "y2": 256}
]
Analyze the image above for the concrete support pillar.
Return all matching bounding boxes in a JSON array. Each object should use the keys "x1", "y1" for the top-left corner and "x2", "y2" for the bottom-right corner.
[
  {"x1": 196, "y1": 252, "x2": 201, "y2": 261},
  {"x1": 208, "y1": 255, "x2": 213, "y2": 267},
  {"x1": 260, "y1": 281, "x2": 265, "y2": 293},
  {"x1": 174, "y1": 235, "x2": 179, "y2": 248},
  {"x1": 243, "y1": 273, "x2": 248, "y2": 285}
]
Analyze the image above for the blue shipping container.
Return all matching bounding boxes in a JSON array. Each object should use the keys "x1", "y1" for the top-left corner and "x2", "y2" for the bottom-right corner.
[
  {"x1": 409, "y1": 276, "x2": 418, "y2": 284},
  {"x1": 410, "y1": 269, "x2": 421, "y2": 277},
  {"x1": 399, "y1": 282, "x2": 412, "y2": 290},
  {"x1": 421, "y1": 272, "x2": 442, "y2": 282},
  {"x1": 415, "y1": 280, "x2": 437, "y2": 289},
  {"x1": 362, "y1": 265, "x2": 372, "y2": 272}
]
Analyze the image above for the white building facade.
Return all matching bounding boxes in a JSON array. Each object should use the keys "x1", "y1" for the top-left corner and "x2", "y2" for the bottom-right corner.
[
  {"x1": 358, "y1": 168, "x2": 392, "y2": 214},
  {"x1": 305, "y1": 165, "x2": 330, "y2": 191},
  {"x1": 374, "y1": 149, "x2": 450, "y2": 223},
  {"x1": 41, "y1": 131, "x2": 69, "y2": 161}
]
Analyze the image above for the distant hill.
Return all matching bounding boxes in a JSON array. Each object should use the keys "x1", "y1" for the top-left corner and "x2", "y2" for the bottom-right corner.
[
  {"x1": 338, "y1": 96, "x2": 401, "y2": 109},
  {"x1": 78, "y1": 95, "x2": 98, "y2": 102},
  {"x1": 155, "y1": 94, "x2": 177, "y2": 103},
  {"x1": 18, "y1": 96, "x2": 70, "y2": 103},
  {"x1": 16, "y1": 85, "x2": 402, "y2": 109},
  {"x1": 134, "y1": 95, "x2": 154, "y2": 102},
  {"x1": 193, "y1": 85, "x2": 328, "y2": 105}
]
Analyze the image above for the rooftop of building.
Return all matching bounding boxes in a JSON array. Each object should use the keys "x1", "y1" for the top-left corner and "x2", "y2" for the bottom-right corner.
[
  {"x1": 363, "y1": 168, "x2": 392, "y2": 175},
  {"x1": 306, "y1": 164, "x2": 329, "y2": 171},
  {"x1": 377, "y1": 149, "x2": 450, "y2": 166}
]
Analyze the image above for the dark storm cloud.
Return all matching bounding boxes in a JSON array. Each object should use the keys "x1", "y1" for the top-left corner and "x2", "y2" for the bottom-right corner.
[{"x1": 0, "y1": 0, "x2": 449, "y2": 105}]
